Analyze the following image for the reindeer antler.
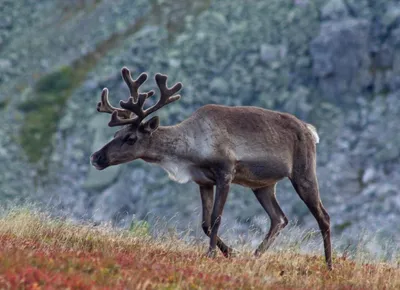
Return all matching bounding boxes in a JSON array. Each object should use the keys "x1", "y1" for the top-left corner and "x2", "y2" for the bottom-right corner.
[
  {"x1": 144, "y1": 73, "x2": 182, "y2": 116},
  {"x1": 96, "y1": 67, "x2": 152, "y2": 120},
  {"x1": 121, "y1": 67, "x2": 155, "y2": 102},
  {"x1": 96, "y1": 67, "x2": 182, "y2": 127},
  {"x1": 96, "y1": 88, "x2": 132, "y2": 119}
]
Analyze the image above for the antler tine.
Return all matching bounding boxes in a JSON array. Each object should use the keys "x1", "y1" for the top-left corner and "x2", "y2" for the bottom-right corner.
[
  {"x1": 97, "y1": 69, "x2": 182, "y2": 128},
  {"x1": 113, "y1": 73, "x2": 182, "y2": 126},
  {"x1": 144, "y1": 73, "x2": 182, "y2": 116},
  {"x1": 120, "y1": 93, "x2": 148, "y2": 120},
  {"x1": 108, "y1": 111, "x2": 138, "y2": 127},
  {"x1": 121, "y1": 67, "x2": 155, "y2": 102},
  {"x1": 97, "y1": 88, "x2": 115, "y2": 113},
  {"x1": 97, "y1": 88, "x2": 132, "y2": 119}
]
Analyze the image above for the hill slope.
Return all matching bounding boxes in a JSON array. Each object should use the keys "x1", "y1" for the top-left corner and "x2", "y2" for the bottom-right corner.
[
  {"x1": 0, "y1": 210, "x2": 398, "y2": 289},
  {"x1": 1, "y1": 0, "x2": 400, "y2": 250}
]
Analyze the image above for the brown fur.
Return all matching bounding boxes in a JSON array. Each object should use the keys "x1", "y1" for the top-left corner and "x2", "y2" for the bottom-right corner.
[{"x1": 90, "y1": 68, "x2": 332, "y2": 269}]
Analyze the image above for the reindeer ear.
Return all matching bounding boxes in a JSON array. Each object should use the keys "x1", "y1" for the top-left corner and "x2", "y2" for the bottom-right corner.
[{"x1": 139, "y1": 116, "x2": 160, "y2": 134}]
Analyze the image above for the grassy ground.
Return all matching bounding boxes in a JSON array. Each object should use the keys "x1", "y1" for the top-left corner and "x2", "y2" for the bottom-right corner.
[{"x1": 0, "y1": 210, "x2": 398, "y2": 289}]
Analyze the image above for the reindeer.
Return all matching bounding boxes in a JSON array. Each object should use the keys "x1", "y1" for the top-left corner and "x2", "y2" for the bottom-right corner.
[{"x1": 90, "y1": 67, "x2": 332, "y2": 270}]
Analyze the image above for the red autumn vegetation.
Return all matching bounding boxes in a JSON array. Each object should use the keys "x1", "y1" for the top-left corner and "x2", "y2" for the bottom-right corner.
[{"x1": 0, "y1": 210, "x2": 398, "y2": 289}]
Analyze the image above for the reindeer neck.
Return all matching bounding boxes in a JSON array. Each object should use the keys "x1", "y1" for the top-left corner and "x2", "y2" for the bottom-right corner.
[{"x1": 140, "y1": 124, "x2": 190, "y2": 163}]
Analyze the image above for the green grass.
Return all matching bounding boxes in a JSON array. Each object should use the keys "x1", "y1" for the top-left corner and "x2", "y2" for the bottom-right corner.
[
  {"x1": 129, "y1": 219, "x2": 151, "y2": 237},
  {"x1": 334, "y1": 221, "x2": 352, "y2": 233},
  {"x1": 16, "y1": 0, "x2": 213, "y2": 167},
  {"x1": 17, "y1": 4, "x2": 148, "y2": 167},
  {"x1": 18, "y1": 65, "x2": 86, "y2": 164},
  {"x1": 0, "y1": 98, "x2": 10, "y2": 110}
]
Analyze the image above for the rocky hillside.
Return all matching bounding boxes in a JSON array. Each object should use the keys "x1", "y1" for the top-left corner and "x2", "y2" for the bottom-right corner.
[{"x1": 1, "y1": 0, "x2": 400, "y2": 252}]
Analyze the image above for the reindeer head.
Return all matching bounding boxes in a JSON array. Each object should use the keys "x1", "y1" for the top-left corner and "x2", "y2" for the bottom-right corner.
[{"x1": 90, "y1": 67, "x2": 182, "y2": 170}]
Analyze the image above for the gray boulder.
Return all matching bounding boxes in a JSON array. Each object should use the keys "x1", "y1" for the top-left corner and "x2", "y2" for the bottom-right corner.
[
  {"x1": 321, "y1": 0, "x2": 350, "y2": 21},
  {"x1": 311, "y1": 19, "x2": 372, "y2": 104}
]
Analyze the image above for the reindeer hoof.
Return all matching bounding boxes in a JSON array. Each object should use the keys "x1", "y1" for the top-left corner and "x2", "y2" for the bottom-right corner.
[
  {"x1": 206, "y1": 249, "x2": 217, "y2": 259},
  {"x1": 223, "y1": 248, "x2": 237, "y2": 258},
  {"x1": 254, "y1": 249, "x2": 264, "y2": 258}
]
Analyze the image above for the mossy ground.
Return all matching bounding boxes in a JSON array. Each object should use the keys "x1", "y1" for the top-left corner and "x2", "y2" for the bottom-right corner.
[
  {"x1": 17, "y1": 20, "x2": 137, "y2": 166},
  {"x1": 16, "y1": 0, "x2": 213, "y2": 167},
  {"x1": 0, "y1": 98, "x2": 10, "y2": 110},
  {"x1": 0, "y1": 209, "x2": 398, "y2": 289},
  {"x1": 18, "y1": 65, "x2": 87, "y2": 164}
]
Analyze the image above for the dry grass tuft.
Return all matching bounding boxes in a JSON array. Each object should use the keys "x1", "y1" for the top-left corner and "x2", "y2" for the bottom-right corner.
[{"x1": 0, "y1": 208, "x2": 398, "y2": 289}]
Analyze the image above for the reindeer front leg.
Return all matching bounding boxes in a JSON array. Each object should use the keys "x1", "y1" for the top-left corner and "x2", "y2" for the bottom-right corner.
[
  {"x1": 207, "y1": 171, "x2": 233, "y2": 258},
  {"x1": 200, "y1": 185, "x2": 234, "y2": 257}
]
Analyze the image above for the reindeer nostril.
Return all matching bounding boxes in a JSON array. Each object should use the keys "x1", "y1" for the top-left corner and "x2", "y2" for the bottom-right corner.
[
  {"x1": 98, "y1": 155, "x2": 105, "y2": 163},
  {"x1": 91, "y1": 153, "x2": 108, "y2": 168}
]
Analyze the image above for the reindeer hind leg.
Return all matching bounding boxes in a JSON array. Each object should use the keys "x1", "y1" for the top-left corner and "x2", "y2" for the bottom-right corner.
[
  {"x1": 290, "y1": 169, "x2": 332, "y2": 270},
  {"x1": 253, "y1": 184, "x2": 288, "y2": 256}
]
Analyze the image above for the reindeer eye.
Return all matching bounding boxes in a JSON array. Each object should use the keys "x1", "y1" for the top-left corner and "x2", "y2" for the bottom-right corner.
[{"x1": 123, "y1": 135, "x2": 137, "y2": 145}]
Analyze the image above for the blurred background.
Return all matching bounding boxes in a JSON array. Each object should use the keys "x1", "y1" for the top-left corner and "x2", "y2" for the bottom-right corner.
[{"x1": 0, "y1": 0, "x2": 399, "y2": 253}]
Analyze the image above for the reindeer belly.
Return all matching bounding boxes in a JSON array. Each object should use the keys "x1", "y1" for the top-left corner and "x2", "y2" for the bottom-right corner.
[
  {"x1": 159, "y1": 160, "x2": 192, "y2": 184},
  {"x1": 159, "y1": 160, "x2": 214, "y2": 185},
  {"x1": 159, "y1": 156, "x2": 291, "y2": 188},
  {"x1": 233, "y1": 159, "x2": 290, "y2": 188}
]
